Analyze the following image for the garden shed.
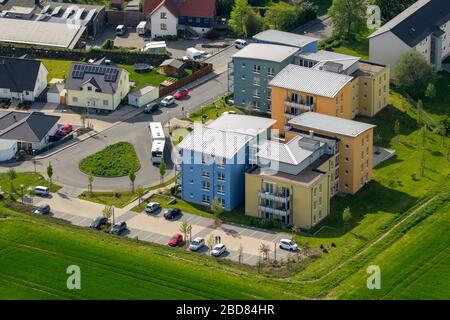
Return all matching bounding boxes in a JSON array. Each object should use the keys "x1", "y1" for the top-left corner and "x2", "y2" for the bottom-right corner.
[{"x1": 128, "y1": 85, "x2": 159, "y2": 107}]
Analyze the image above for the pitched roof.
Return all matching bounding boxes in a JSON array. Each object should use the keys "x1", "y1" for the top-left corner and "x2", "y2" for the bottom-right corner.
[
  {"x1": 0, "y1": 111, "x2": 60, "y2": 143},
  {"x1": 144, "y1": 0, "x2": 216, "y2": 17},
  {"x1": 232, "y1": 43, "x2": 299, "y2": 63},
  {"x1": 253, "y1": 29, "x2": 318, "y2": 48},
  {"x1": 178, "y1": 127, "x2": 252, "y2": 159},
  {"x1": 369, "y1": 0, "x2": 450, "y2": 47},
  {"x1": 65, "y1": 62, "x2": 127, "y2": 94},
  {"x1": 269, "y1": 64, "x2": 353, "y2": 98},
  {"x1": 288, "y1": 112, "x2": 375, "y2": 138},
  {"x1": 159, "y1": 58, "x2": 185, "y2": 69},
  {"x1": 0, "y1": 56, "x2": 43, "y2": 93}
]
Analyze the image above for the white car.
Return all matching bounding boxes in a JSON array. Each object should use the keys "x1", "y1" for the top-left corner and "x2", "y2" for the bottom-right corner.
[
  {"x1": 222, "y1": 111, "x2": 236, "y2": 115},
  {"x1": 211, "y1": 243, "x2": 227, "y2": 257},
  {"x1": 145, "y1": 202, "x2": 160, "y2": 214},
  {"x1": 189, "y1": 237, "x2": 205, "y2": 251},
  {"x1": 159, "y1": 95, "x2": 175, "y2": 107},
  {"x1": 279, "y1": 239, "x2": 299, "y2": 251}
]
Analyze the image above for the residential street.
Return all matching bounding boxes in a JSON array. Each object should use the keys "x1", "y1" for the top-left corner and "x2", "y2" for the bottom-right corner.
[{"x1": 34, "y1": 192, "x2": 293, "y2": 266}]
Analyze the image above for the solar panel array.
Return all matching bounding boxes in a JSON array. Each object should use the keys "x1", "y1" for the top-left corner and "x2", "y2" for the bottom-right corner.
[{"x1": 72, "y1": 64, "x2": 119, "y2": 82}]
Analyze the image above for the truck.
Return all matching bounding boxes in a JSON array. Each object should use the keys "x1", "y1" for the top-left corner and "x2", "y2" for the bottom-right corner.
[
  {"x1": 136, "y1": 21, "x2": 150, "y2": 36},
  {"x1": 186, "y1": 47, "x2": 203, "y2": 61}
]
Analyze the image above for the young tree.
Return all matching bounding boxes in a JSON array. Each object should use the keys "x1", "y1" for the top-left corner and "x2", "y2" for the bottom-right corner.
[
  {"x1": 102, "y1": 205, "x2": 113, "y2": 222},
  {"x1": 179, "y1": 219, "x2": 189, "y2": 242},
  {"x1": 394, "y1": 49, "x2": 436, "y2": 97},
  {"x1": 229, "y1": 0, "x2": 251, "y2": 37},
  {"x1": 207, "y1": 234, "x2": 216, "y2": 255},
  {"x1": 7, "y1": 168, "x2": 17, "y2": 192},
  {"x1": 211, "y1": 197, "x2": 224, "y2": 222},
  {"x1": 136, "y1": 185, "x2": 145, "y2": 205},
  {"x1": 88, "y1": 174, "x2": 94, "y2": 194},
  {"x1": 245, "y1": 9, "x2": 264, "y2": 37},
  {"x1": 435, "y1": 123, "x2": 447, "y2": 147},
  {"x1": 374, "y1": 132, "x2": 382, "y2": 153},
  {"x1": 329, "y1": 0, "x2": 367, "y2": 39},
  {"x1": 420, "y1": 152, "x2": 426, "y2": 177},
  {"x1": 394, "y1": 120, "x2": 401, "y2": 143},
  {"x1": 424, "y1": 83, "x2": 436, "y2": 99},
  {"x1": 342, "y1": 206, "x2": 352, "y2": 224},
  {"x1": 80, "y1": 111, "x2": 87, "y2": 128},
  {"x1": 258, "y1": 243, "x2": 271, "y2": 261},
  {"x1": 159, "y1": 159, "x2": 166, "y2": 184},
  {"x1": 47, "y1": 162, "x2": 53, "y2": 190},
  {"x1": 186, "y1": 224, "x2": 192, "y2": 243},
  {"x1": 420, "y1": 126, "x2": 428, "y2": 150},
  {"x1": 371, "y1": 0, "x2": 416, "y2": 21},
  {"x1": 237, "y1": 243, "x2": 244, "y2": 264},
  {"x1": 128, "y1": 170, "x2": 136, "y2": 193},
  {"x1": 264, "y1": 2, "x2": 297, "y2": 31}
]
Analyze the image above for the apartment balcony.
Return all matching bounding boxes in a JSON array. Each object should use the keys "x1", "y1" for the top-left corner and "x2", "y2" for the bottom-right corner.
[
  {"x1": 259, "y1": 191, "x2": 290, "y2": 204},
  {"x1": 284, "y1": 100, "x2": 315, "y2": 112},
  {"x1": 258, "y1": 205, "x2": 289, "y2": 217}
]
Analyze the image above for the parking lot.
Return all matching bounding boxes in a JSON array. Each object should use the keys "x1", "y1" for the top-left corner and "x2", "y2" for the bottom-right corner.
[{"x1": 34, "y1": 192, "x2": 294, "y2": 265}]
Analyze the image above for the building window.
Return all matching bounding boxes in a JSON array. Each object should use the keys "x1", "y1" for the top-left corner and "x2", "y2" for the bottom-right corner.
[
  {"x1": 253, "y1": 76, "x2": 260, "y2": 86},
  {"x1": 253, "y1": 64, "x2": 261, "y2": 73},
  {"x1": 202, "y1": 194, "x2": 210, "y2": 204},
  {"x1": 72, "y1": 97, "x2": 78, "y2": 103},
  {"x1": 345, "y1": 183, "x2": 349, "y2": 189},
  {"x1": 103, "y1": 100, "x2": 109, "y2": 106},
  {"x1": 189, "y1": 179, "x2": 194, "y2": 184},
  {"x1": 267, "y1": 67, "x2": 274, "y2": 76},
  {"x1": 202, "y1": 153, "x2": 210, "y2": 164},
  {"x1": 216, "y1": 157, "x2": 225, "y2": 168},
  {"x1": 219, "y1": 198, "x2": 225, "y2": 207},
  {"x1": 252, "y1": 101, "x2": 260, "y2": 109},
  {"x1": 267, "y1": 88, "x2": 272, "y2": 100},
  {"x1": 253, "y1": 89, "x2": 260, "y2": 98},
  {"x1": 217, "y1": 184, "x2": 225, "y2": 195},
  {"x1": 345, "y1": 170, "x2": 349, "y2": 175},
  {"x1": 241, "y1": 75, "x2": 246, "y2": 80},
  {"x1": 202, "y1": 169, "x2": 210, "y2": 178},
  {"x1": 242, "y1": 63, "x2": 246, "y2": 68},
  {"x1": 202, "y1": 181, "x2": 210, "y2": 191},
  {"x1": 87, "y1": 86, "x2": 92, "y2": 91},
  {"x1": 217, "y1": 172, "x2": 225, "y2": 181},
  {"x1": 345, "y1": 157, "x2": 349, "y2": 162},
  {"x1": 345, "y1": 144, "x2": 350, "y2": 149},
  {"x1": 161, "y1": 23, "x2": 167, "y2": 30},
  {"x1": 160, "y1": 12, "x2": 167, "y2": 19}
]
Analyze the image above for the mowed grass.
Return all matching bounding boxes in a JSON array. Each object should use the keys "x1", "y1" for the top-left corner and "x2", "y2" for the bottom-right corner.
[
  {"x1": 78, "y1": 191, "x2": 137, "y2": 208},
  {"x1": 330, "y1": 196, "x2": 450, "y2": 299},
  {"x1": 0, "y1": 172, "x2": 61, "y2": 194},
  {"x1": 79, "y1": 142, "x2": 140, "y2": 177},
  {"x1": 120, "y1": 64, "x2": 170, "y2": 89},
  {"x1": 0, "y1": 208, "x2": 299, "y2": 300},
  {"x1": 40, "y1": 59, "x2": 73, "y2": 82}
]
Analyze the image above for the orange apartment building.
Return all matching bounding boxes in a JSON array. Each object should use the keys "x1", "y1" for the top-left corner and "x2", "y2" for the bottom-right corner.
[{"x1": 285, "y1": 112, "x2": 375, "y2": 194}]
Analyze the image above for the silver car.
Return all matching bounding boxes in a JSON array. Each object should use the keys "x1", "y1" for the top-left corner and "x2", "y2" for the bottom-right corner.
[
  {"x1": 211, "y1": 243, "x2": 226, "y2": 257},
  {"x1": 159, "y1": 95, "x2": 175, "y2": 107},
  {"x1": 189, "y1": 237, "x2": 205, "y2": 251}
]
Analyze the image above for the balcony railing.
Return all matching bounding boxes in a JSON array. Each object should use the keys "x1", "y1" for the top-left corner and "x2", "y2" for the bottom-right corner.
[
  {"x1": 259, "y1": 191, "x2": 290, "y2": 203},
  {"x1": 258, "y1": 205, "x2": 289, "y2": 217},
  {"x1": 284, "y1": 100, "x2": 315, "y2": 112}
]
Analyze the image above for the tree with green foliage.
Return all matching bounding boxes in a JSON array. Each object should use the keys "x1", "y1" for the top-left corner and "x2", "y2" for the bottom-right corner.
[
  {"x1": 435, "y1": 123, "x2": 447, "y2": 147},
  {"x1": 424, "y1": 83, "x2": 436, "y2": 99},
  {"x1": 420, "y1": 126, "x2": 428, "y2": 150},
  {"x1": 7, "y1": 168, "x2": 17, "y2": 192},
  {"x1": 329, "y1": 0, "x2": 367, "y2": 39},
  {"x1": 102, "y1": 205, "x2": 113, "y2": 223},
  {"x1": 237, "y1": 243, "x2": 244, "y2": 264},
  {"x1": 342, "y1": 206, "x2": 352, "y2": 224},
  {"x1": 207, "y1": 234, "x2": 216, "y2": 255},
  {"x1": 229, "y1": 0, "x2": 251, "y2": 37},
  {"x1": 159, "y1": 159, "x2": 166, "y2": 184},
  {"x1": 374, "y1": 132, "x2": 382, "y2": 153},
  {"x1": 47, "y1": 162, "x2": 53, "y2": 190},
  {"x1": 179, "y1": 219, "x2": 189, "y2": 243},
  {"x1": 264, "y1": 2, "x2": 297, "y2": 31},
  {"x1": 211, "y1": 197, "x2": 224, "y2": 222},
  {"x1": 394, "y1": 49, "x2": 436, "y2": 97},
  {"x1": 217, "y1": 0, "x2": 235, "y2": 17},
  {"x1": 245, "y1": 9, "x2": 264, "y2": 37},
  {"x1": 88, "y1": 174, "x2": 94, "y2": 194},
  {"x1": 128, "y1": 170, "x2": 136, "y2": 193},
  {"x1": 370, "y1": 0, "x2": 416, "y2": 21}
]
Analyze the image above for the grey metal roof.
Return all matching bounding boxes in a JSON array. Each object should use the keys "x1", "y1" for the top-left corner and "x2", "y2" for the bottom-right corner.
[
  {"x1": 0, "y1": 111, "x2": 60, "y2": 143},
  {"x1": 129, "y1": 85, "x2": 157, "y2": 97},
  {"x1": 253, "y1": 29, "x2": 318, "y2": 48},
  {"x1": 269, "y1": 64, "x2": 353, "y2": 98},
  {"x1": 159, "y1": 58, "x2": 185, "y2": 69},
  {"x1": 369, "y1": 0, "x2": 450, "y2": 47},
  {"x1": 178, "y1": 127, "x2": 252, "y2": 159},
  {"x1": 288, "y1": 112, "x2": 375, "y2": 137},
  {"x1": 232, "y1": 43, "x2": 299, "y2": 63},
  {"x1": 298, "y1": 50, "x2": 360, "y2": 72},
  {"x1": 206, "y1": 114, "x2": 275, "y2": 137},
  {"x1": 0, "y1": 56, "x2": 43, "y2": 92}
]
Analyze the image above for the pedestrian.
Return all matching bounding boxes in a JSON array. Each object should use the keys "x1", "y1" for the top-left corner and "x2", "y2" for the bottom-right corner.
[
  {"x1": 215, "y1": 235, "x2": 218, "y2": 244},
  {"x1": 218, "y1": 235, "x2": 221, "y2": 243}
]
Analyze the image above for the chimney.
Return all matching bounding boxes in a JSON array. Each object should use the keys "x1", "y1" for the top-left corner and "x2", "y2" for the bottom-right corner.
[{"x1": 309, "y1": 130, "x2": 314, "y2": 138}]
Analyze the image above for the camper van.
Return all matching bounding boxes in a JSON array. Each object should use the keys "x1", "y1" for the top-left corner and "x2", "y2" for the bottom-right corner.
[
  {"x1": 186, "y1": 47, "x2": 203, "y2": 61},
  {"x1": 136, "y1": 21, "x2": 149, "y2": 36},
  {"x1": 234, "y1": 39, "x2": 247, "y2": 49}
]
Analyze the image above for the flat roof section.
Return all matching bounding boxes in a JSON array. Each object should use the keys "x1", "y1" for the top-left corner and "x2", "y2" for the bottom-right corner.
[
  {"x1": 0, "y1": 19, "x2": 85, "y2": 49},
  {"x1": 253, "y1": 29, "x2": 318, "y2": 49},
  {"x1": 206, "y1": 114, "x2": 276, "y2": 137},
  {"x1": 232, "y1": 43, "x2": 299, "y2": 63}
]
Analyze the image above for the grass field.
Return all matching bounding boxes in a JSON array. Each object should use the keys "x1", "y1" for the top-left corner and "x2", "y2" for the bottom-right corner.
[
  {"x1": 78, "y1": 191, "x2": 137, "y2": 208},
  {"x1": 79, "y1": 142, "x2": 140, "y2": 177},
  {"x1": 40, "y1": 59, "x2": 73, "y2": 82},
  {"x1": 0, "y1": 172, "x2": 61, "y2": 195},
  {"x1": 120, "y1": 64, "x2": 171, "y2": 89}
]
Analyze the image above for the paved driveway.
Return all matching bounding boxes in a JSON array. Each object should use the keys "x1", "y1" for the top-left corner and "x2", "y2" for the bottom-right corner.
[{"x1": 34, "y1": 193, "x2": 294, "y2": 265}]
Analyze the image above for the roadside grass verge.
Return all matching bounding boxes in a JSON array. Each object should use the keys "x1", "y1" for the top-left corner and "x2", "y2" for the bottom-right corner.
[
  {"x1": 0, "y1": 172, "x2": 61, "y2": 195},
  {"x1": 79, "y1": 142, "x2": 140, "y2": 177}
]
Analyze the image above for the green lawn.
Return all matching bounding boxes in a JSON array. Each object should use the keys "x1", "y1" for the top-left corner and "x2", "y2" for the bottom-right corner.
[
  {"x1": 120, "y1": 64, "x2": 171, "y2": 89},
  {"x1": 187, "y1": 97, "x2": 244, "y2": 123},
  {"x1": 171, "y1": 127, "x2": 190, "y2": 146},
  {"x1": 79, "y1": 142, "x2": 140, "y2": 177},
  {"x1": 312, "y1": 0, "x2": 332, "y2": 16},
  {"x1": 78, "y1": 191, "x2": 137, "y2": 209},
  {"x1": 421, "y1": 71, "x2": 450, "y2": 122},
  {"x1": 0, "y1": 172, "x2": 61, "y2": 195},
  {"x1": 40, "y1": 59, "x2": 73, "y2": 82}
]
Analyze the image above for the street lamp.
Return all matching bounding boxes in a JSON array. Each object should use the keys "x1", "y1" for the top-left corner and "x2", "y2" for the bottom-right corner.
[{"x1": 20, "y1": 184, "x2": 24, "y2": 203}]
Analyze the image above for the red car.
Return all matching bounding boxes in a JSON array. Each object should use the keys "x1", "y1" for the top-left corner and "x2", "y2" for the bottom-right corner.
[
  {"x1": 56, "y1": 124, "x2": 73, "y2": 137},
  {"x1": 168, "y1": 233, "x2": 183, "y2": 247},
  {"x1": 174, "y1": 89, "x2": 190, "y2": 100}
]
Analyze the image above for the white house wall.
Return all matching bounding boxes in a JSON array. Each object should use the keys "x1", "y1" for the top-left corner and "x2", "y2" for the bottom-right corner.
[
  {"x1": 151, "y1": 5, "x2": 178, "y2": 38},
  {"x1": 33, "y1": 63, "x2": 49, "y2": 99}
]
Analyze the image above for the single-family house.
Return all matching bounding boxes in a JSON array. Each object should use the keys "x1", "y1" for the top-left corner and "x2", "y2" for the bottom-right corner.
[{"x1": 0, "y1": 56, "x2": 48, "y2": 102}]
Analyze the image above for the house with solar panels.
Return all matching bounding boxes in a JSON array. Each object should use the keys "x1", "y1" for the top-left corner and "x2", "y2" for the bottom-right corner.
[{"x1": 65, "y1": 59, "x2": 130, "y2": 112}]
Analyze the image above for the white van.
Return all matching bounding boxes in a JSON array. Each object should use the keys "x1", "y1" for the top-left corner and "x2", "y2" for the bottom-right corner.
[
  {"x1": 234, "y1": 39, "x2": 247, "y2": 49},
  {"x1": 136, "y1": 21, "x2": 149, "y2": 36},
  {"x1": 33, "y1": 186, "x2": 49, "y2": 197},
  {"x1": 186, "y1": 47, "x2": 203, "y2": 61},
  {"x1": 116, "y1": 25, "x2": 127, "y2": 36}
]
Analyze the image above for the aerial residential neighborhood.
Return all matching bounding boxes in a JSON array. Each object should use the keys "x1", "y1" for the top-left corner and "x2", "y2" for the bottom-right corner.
[{"x1": 0, "y1": 0, "x2": 448, "y2": 307}]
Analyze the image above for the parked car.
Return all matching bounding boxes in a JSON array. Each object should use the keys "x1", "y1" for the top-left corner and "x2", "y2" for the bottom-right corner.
[
  {"x1": 111, "y1": 221, "x2": 127, "y2": 235},
  {"x1": 55, "y1": 124, "x2": 73, "y2": 138},
  {"x1": 163, "y1": 208, "x2": 182, "y2": 220},
  {"x1": 211, "y1": 243, "x2": 227, "y2": 257},
  {"x1": 33, "y1": 186, "x2": 49, "y2": 197},
  {"x1": 90, "y1": 216, "x2": 108, "y2": 229},
  {"x1": 174, "y1": 89, "x2": 190, "y2": 100},
  {"x1": 222, "y1": 111, "x2": 236, "y2": 115},
  {"x1": 168, "y1": 233, "x2": 183, "y2": 247},
  {"x1": 116, "y1": 25, "x2": 127, "y2": 36},
  {"x1": 143, "y1": 103, "x2": 159, "y2": 113},
  {"x1": 278, "y1": 239, "x2": 299, "y2": 251},
  {"x1": 189, "y1": 237, "x2": 205, "y2": 251},
  {"x1": 145, "y1": 202, "x2": 161, "y2": 214},
  {"x1": 34, "y1": 204, "x2": 50, "y2": 215},
  {"x1": 234, "y1": 39, "x2": 247, "y2": 49},
  {"x1": 159, "y1": 95, "x2": 175, "y2": 107}
]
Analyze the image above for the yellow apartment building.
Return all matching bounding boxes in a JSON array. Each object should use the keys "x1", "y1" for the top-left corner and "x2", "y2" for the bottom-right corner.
[{"x1": 286, "y1": 112, "x2": 375, "y2": 194}]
